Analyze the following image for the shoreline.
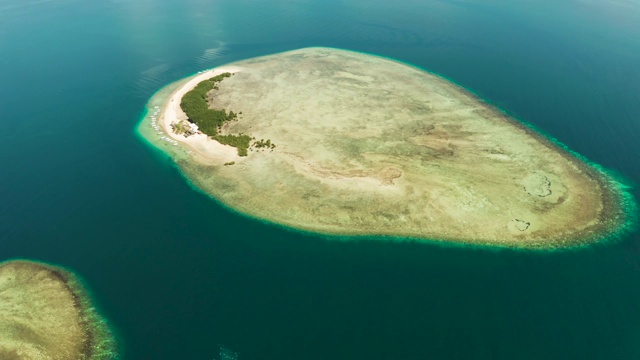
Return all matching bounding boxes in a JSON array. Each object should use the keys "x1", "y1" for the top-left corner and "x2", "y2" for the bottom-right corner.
[{"x1": 46, "y1": 262, "x2": 118, "y2": 360}]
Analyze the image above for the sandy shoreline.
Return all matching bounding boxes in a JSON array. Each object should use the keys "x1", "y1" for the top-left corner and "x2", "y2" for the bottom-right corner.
[{"x1": 158, "y1": 66, "x2": 244, "y2": 165}]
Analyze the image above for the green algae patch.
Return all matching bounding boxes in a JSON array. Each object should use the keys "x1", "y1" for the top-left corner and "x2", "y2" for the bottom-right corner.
[
  {"x1": 0, "y1": 259, "x2": 117, "y2": 359},
  {"x1": 138, "y1": 47, "x2": 636, "y2": 249}
]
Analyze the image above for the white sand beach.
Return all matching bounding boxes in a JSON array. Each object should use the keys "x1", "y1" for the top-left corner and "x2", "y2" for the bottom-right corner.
[{"x1": 159, "y1": 66, "x2": 244, "y2": 165}]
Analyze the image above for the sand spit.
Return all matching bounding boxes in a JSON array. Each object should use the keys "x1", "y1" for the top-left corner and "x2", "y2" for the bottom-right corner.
[
  {"x1": 0, "y1": 260, "x2": 116, "y2": 359},
  {"x1": 140, "y1": 47, "x2": 633, "y2": 248}
]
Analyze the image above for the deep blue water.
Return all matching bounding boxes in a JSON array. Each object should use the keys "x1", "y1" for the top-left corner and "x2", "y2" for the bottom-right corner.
[{"x1": 1, "y1": 0, "x2": 640, "y2": 359}]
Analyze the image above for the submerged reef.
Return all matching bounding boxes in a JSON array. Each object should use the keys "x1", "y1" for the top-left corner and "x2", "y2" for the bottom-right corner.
[
  {"x1": 0, "y1": 259, "x2": 117, "y2": 359},
  {"x1": 139, "y1": 47, "x2": 635, "y2": 249}
]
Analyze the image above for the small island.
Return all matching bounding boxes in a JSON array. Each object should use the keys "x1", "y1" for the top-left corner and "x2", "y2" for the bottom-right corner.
[
  {"x1": 0, "y1": 260, "x2": 117, "y2": 359},
  {"x1": 138, "y1": 47, "x2": 634, "y2": 248}
]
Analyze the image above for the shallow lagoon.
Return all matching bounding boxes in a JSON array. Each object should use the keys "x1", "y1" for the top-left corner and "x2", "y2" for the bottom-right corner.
[{"x1": 1, "y1": 0, "x2": 640, "y2": 359}]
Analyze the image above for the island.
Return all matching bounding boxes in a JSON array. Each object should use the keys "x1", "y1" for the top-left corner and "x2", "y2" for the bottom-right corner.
[
  {"x1": 137, "y1": 47, "x2": 635, "y2": 248},
  {"x1": 0, "y1": 260, "x2": 117, "y2": 359}
]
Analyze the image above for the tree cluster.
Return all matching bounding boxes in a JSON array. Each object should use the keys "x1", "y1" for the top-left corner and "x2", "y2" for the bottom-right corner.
[
  {"x1": 253, "y1": 138, "x2": 276, "y2": 150},
  {"x1": 180, "y1": 72, "x2": 251, "y2": 156},
  {"x1": 214, "y1": 134, "x2": 251, "y2": 156}
]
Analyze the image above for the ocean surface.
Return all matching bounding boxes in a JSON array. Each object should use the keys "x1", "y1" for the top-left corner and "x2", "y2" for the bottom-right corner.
[{"x1": 1, "y1": 0, "x2": 640, "y2": 359}]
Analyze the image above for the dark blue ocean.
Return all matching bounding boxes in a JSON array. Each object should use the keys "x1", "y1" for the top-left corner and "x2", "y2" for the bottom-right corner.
[{"x1": 1, "y1": 0, "x2": 640, "y2": 359}]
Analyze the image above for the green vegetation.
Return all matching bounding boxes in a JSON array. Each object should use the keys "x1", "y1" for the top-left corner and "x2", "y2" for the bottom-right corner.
[
  {"x1": 253, "y1": 138, "x2": 276, "y2": 150},
  {"x1": 180, "y1": 73, "x2": 249, "y2": 156},
  {"x1": 170, "y1": 120, "x2": 193, "y2": 135},
  {"x1": 214, "y1": 134, "x2": 251, "y2": 156},
  {"x1": 224, "y1": 161, "x2": 236, "y2": 166}
]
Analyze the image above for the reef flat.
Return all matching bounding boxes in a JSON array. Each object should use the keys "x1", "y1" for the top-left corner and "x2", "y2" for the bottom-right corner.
[
  {"x1": 0, "y1": 260, "x2": 116, "y2": 359},
  {"x1": 139, "y1": 47, "x2": 633, "y2": 248}
]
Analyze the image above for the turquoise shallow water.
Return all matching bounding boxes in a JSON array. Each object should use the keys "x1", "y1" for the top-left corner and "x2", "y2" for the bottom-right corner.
[{"x1": 1, "y1": 0, "x2": 640, "y2": 359}]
